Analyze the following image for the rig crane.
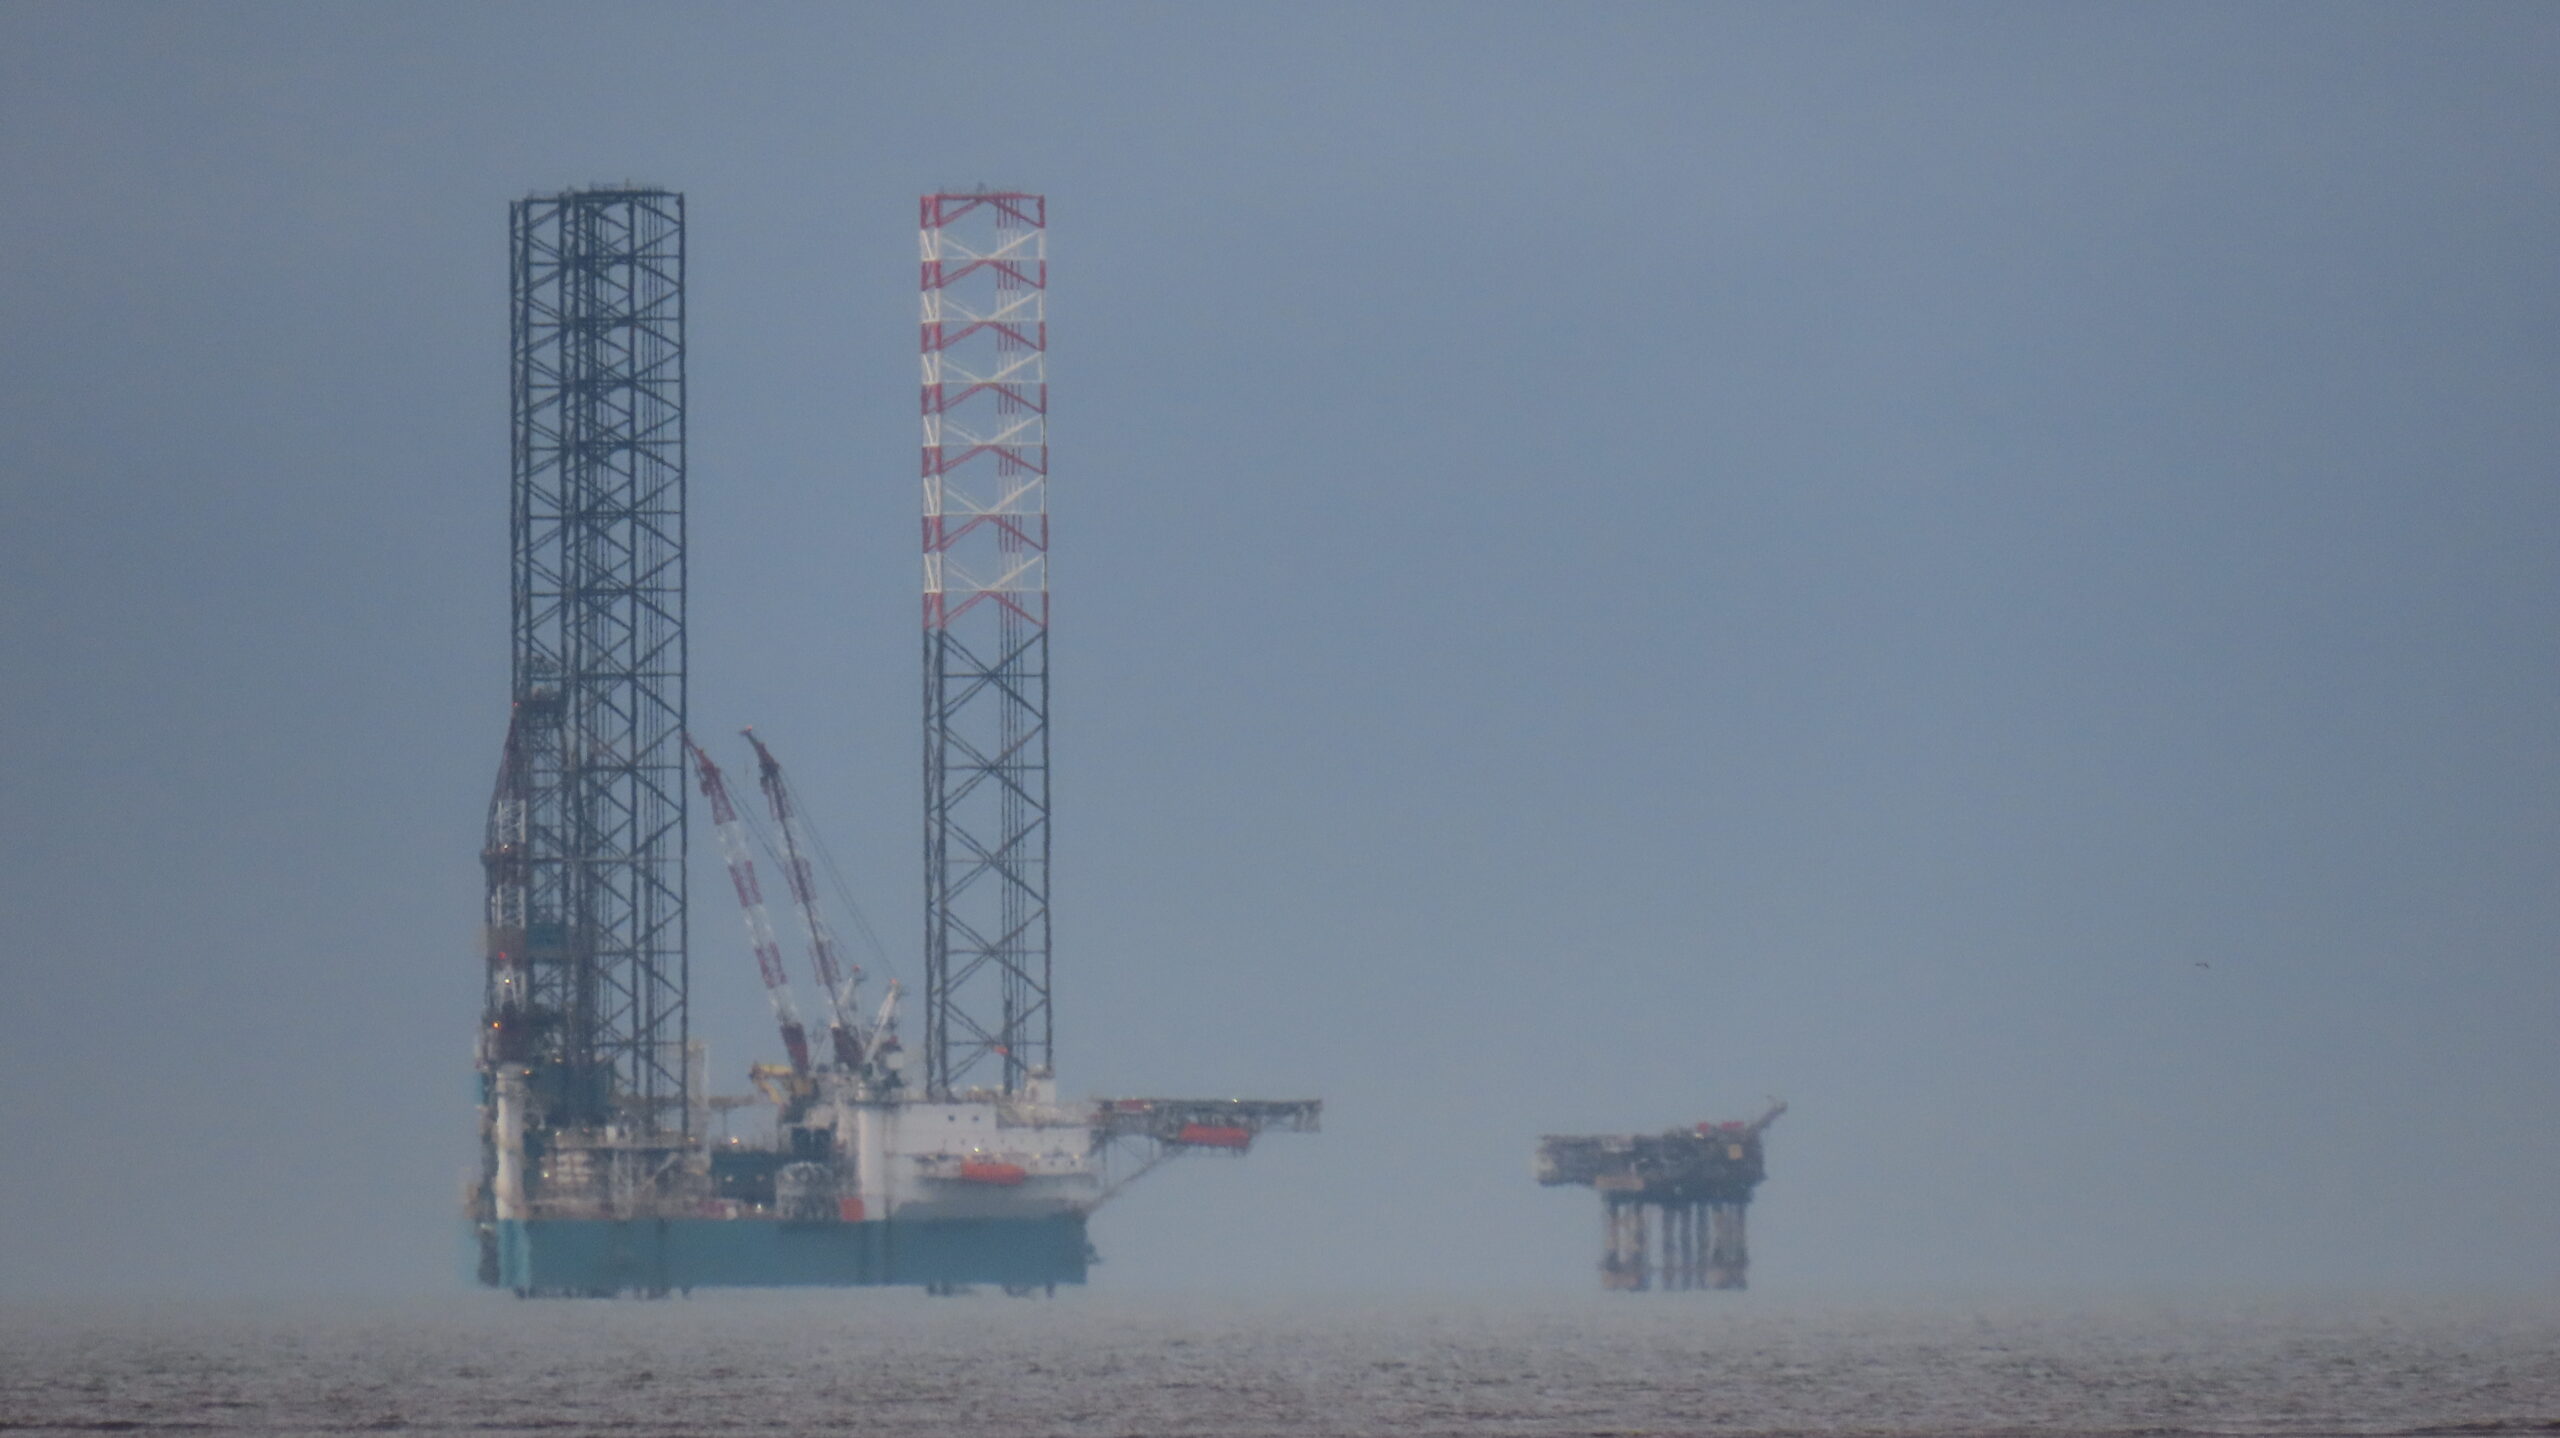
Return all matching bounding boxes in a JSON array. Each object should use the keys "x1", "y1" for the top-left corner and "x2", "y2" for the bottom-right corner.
[
  {"x1": 743, "y1": 728, "x2": 869, "y2": 1072},
  {"x1": 685, "y1": 734, "x2": 814, "y2": 1077}
]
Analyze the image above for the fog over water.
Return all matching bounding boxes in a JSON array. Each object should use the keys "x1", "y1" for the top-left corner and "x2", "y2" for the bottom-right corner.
[{"x1": 2, "y1": 3, "x2": 2556, "y2": 1302}]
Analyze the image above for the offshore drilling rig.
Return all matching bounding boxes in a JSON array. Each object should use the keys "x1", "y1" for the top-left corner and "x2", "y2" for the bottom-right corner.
[
  {"x1": 1536, "y1": 1103, "x2": 1784, "y2": 1291},
  {"x1": 468, "y1": 187, "x2": 1318, "y2": 1297}
]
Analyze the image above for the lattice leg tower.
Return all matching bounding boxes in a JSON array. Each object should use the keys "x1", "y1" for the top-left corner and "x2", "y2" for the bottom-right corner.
[
  {"x1": 493, "y1": 187, "x2": 689, "y2": 1137},
  {"x1": 919, "y1": 192, "x2": 1051, "y2": 1098}
]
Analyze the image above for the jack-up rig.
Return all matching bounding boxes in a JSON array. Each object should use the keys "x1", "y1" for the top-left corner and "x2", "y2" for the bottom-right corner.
[
  {"x1": 469, "y1": 188, "x2": 1318, "y2": 1297},
  {"x1": 1535, "y1": 1102, "x2": 1785, "y2": 1291}
]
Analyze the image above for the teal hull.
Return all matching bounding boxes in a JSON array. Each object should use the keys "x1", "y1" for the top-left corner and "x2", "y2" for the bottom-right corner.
[{"x1": 469, "y1": 1215, "x2": 1091, "y2": 1295}]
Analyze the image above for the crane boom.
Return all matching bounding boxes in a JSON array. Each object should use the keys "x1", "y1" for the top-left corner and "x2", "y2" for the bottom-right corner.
[
  {"x1": 742, "y1": 728, "x2": 864, "y2": 1070},
  {"x1": 684, "y1": 734, "x2": 814, "y2": 1075},
  {"x1": 863, "y1": 977, "x2": 903, "y2": 1073}
]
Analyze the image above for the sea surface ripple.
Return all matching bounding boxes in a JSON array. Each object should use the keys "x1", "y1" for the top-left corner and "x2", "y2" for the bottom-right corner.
[{"x1": 3, "y1": 1291, "x2": 2554, "y2": 1437}]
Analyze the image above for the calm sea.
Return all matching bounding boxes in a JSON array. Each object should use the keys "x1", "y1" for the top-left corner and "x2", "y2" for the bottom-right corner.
[{"x1": 3, "y1": 1291, "x2": 2553, "y2": 1436}]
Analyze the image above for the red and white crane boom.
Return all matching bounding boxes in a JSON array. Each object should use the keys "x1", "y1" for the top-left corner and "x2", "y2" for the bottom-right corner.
[
  {"x1": 742, "y1": 728, "x2": 865, "y2": 1070},
  {"x1": 684, "y1": 734, "x2": 814, "y2": 1075}
]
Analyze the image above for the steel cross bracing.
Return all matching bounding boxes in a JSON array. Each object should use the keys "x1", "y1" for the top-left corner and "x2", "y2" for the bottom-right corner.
[
  {"x1": 919, "y1": 191, "x2": 1050, "y2": 1098},
  {"x1": 494, "y1": 188, "x2": 689, "y2": 1131}
]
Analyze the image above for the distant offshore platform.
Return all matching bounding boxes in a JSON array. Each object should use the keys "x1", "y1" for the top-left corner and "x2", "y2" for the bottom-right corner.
[{"x1": 1537, "y1": 1103, "x2": 1784, "y2": 1290}]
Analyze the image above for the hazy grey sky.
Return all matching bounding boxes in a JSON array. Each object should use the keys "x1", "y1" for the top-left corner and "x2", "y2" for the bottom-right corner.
[{"x1": 2, "y1": 2, "x2": 2555, "y2": 1296}]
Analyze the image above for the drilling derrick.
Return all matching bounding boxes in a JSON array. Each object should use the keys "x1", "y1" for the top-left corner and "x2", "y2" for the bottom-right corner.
[
  {"x1": 919, "y1": 191, "x2": 1050, "y2": 1098},
  {"x1": 1536, "y1": 1103, "x2": 1785, "y2": 1291},
  {"x1": 473, "y1": 188, "x2": 695, "y2": 1294}
]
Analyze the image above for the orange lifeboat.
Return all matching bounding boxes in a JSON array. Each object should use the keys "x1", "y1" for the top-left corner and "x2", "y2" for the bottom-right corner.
[{"x1": 957, "y1": 1159, "x2": 1029, "y2": 1185}]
